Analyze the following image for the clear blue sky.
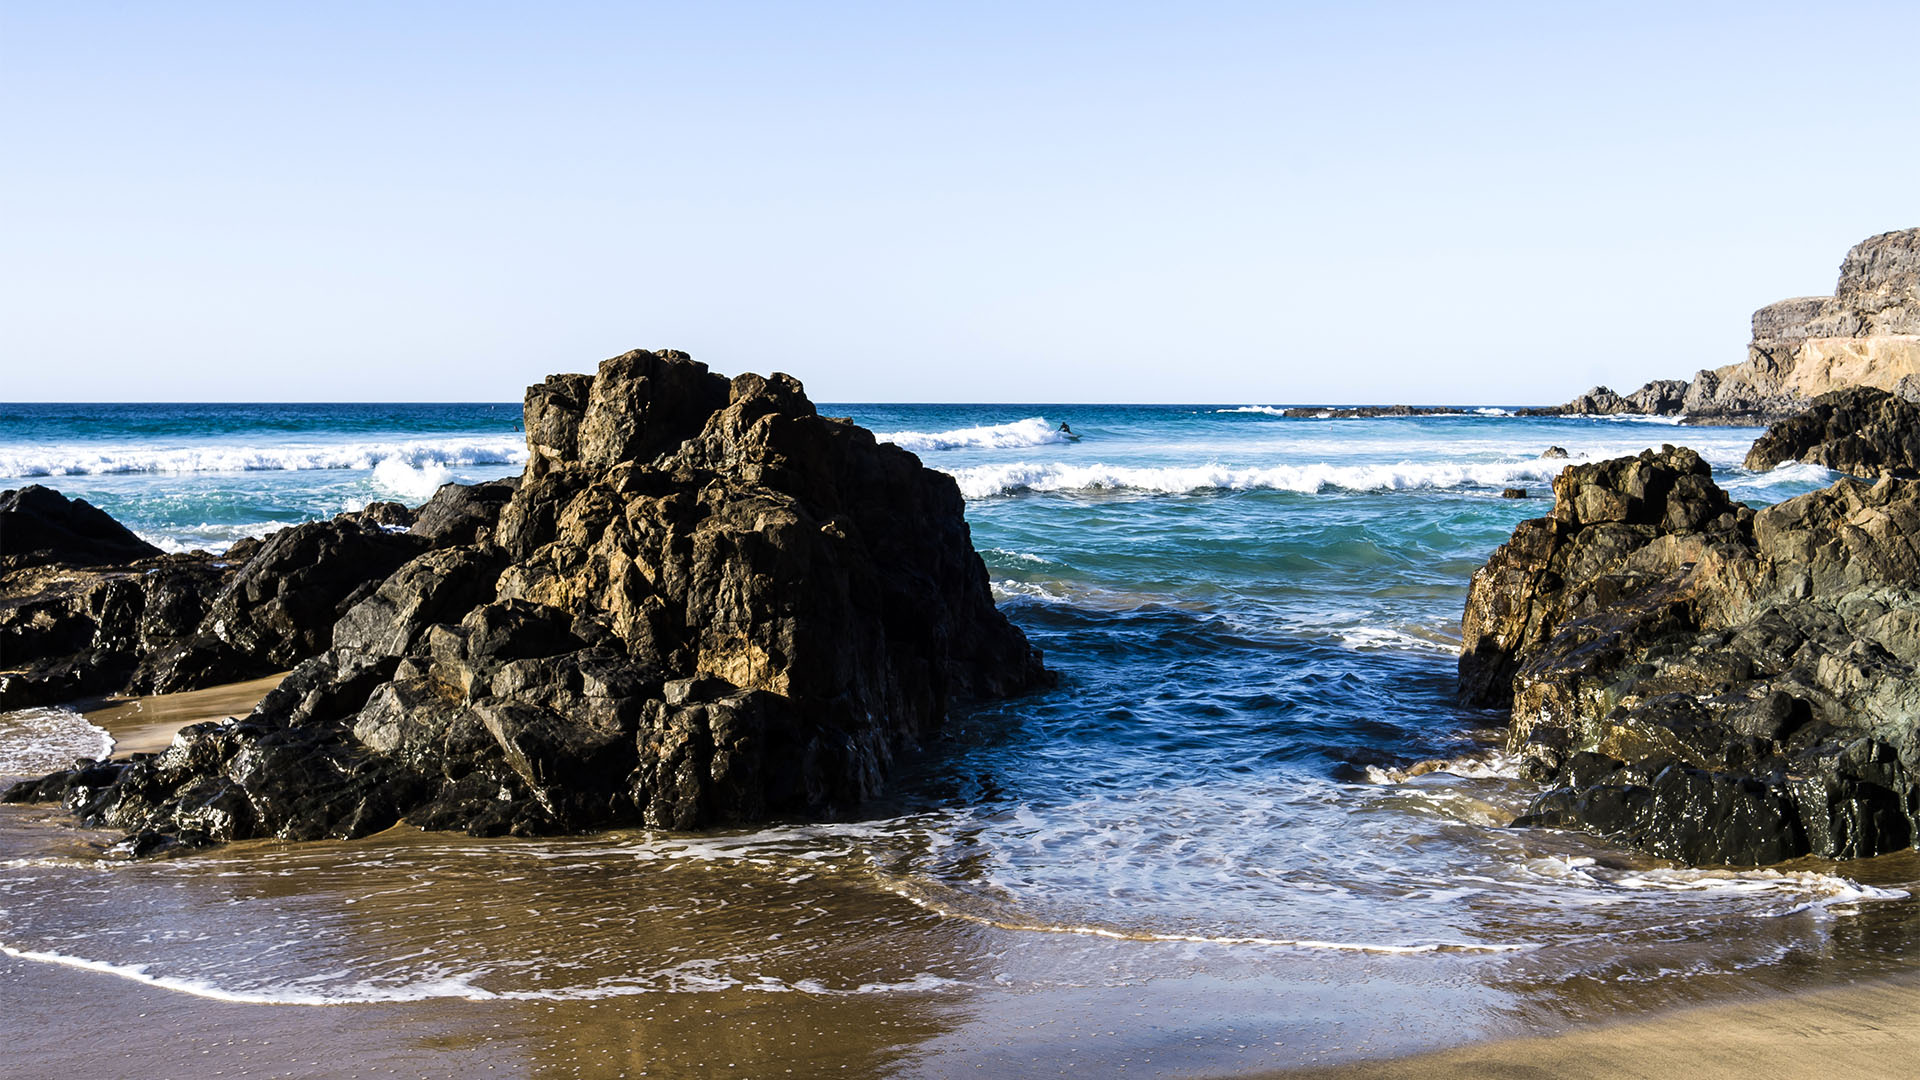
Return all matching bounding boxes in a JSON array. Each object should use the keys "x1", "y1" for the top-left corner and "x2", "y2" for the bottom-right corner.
[{"x1": 3, "y1": 2, "x2": 1916, "y2": 403}]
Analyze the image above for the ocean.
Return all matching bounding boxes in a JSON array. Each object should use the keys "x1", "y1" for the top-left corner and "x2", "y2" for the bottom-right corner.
[{"x1": 2, "y1": 400, "x2": 1915, "y2": 1077}]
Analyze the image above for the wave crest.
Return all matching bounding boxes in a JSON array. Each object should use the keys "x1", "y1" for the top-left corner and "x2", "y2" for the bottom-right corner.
[
  {"x1": 877, "y1": 417, "x2": 1070, "y2": 452},
  {"x1": 946, "y1": 459, "x2": 1566, "y2": 499},
  {"x1": 0, "y1": 437, "x2": 528, "y2": 479}
]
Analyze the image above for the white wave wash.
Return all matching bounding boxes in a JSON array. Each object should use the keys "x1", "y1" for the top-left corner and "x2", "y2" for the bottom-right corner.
[
  {"x1": 948, "y1": 459, "x2": 1567, "y2": 499},
  {"x1": 371, "y1": 458, "x2": 457, "y2": 501},
  {"x1": 0, "y1": 943, "x2": 969, "y2": 1005},
  {"x1": 0, "y1": 707, "x2": 114, "y2": 777},
  {"x1": 0, "y1": 437, "x2": 528, "y2": 479},
  {"x1": 877, "y1": 417, "x2": 1070, "y2": 452}
]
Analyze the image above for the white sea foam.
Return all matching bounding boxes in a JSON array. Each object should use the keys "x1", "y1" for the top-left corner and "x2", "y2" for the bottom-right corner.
[
  {"x1": 1363, "y1": 750, "x2": 1524, "y2": 785},
  {"x1": 0, "y1": 437, "x2": 528, "y2": 479},
  {"x1": 134, "y1": 521, "x2": 289, "y2": 555},
  {"x1": 0, "y1": 942, "x2": 967, "y2": 1005},
  {"x1": 1738, "y1": 461, "x2": 1841, "y2": 488},
  {"x1": 371, "y1": 458, "x2": 456, "y2": 501},
  {"x1": 1519, "y1": 856, "x2": 1906, "y2": 907},
  {"x1": 1337, "y1": 625, "x2": 1459, "y2": 655},
  {"x1": 946, "y1": 459, "x2": 1567, "y2": 499},
  {"x1": 873, "y1": 880, "x2": 1532, "y2": 954},
  {"x1": 0, "y1": 708, "x2": 114, "y2": 777},
  {"x1": 1215, "y1": 406, "x2": 1290, "y2": 416},
  {"x1": 876, "y1": 417, "x2": 1070, "y2": 452}
]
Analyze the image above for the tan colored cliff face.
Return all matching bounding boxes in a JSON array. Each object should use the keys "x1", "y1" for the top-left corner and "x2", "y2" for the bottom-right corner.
[
  {"x1": 1785, "y1": 335, "x2": 1920, "y2": 396},
  {"x1": 1687, "y1": 228, "x2": 1920, "y2": 415}
]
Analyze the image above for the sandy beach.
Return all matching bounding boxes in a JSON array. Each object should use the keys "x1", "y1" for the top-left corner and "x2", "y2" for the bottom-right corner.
[
  {"x1": 79, "y1": 672, "x2": 288, "y2": 755},
  {"x1": 1272, "y1": 975, "x2": 1920, "y2": 1080}
]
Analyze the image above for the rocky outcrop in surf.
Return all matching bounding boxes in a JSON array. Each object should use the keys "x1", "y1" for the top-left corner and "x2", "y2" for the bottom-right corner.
[
  {"x1": 1743, "y1": 386, "x2": 1920, "y2": 479},
  {"x1": 5, "y1": 350, "x2": 1048, "y2": 850},
  {"x1": 1460, "y1": 446, "x2": 1920, "y2": 865},
  {"x1": 1517, "y1": 380, "x2": 1690, "y2": 419}
]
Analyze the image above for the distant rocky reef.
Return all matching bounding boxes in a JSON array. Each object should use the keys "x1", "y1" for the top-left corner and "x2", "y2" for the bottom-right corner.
[
  {"x1": 4, "y1": 350, "x2": 1048, "y2": 851},
  {"x1": 1525, "y1": 228, "x2": 1920, "y2": 425},
  {"x1": 1461, "y1": 416, "x2": 1920, "y2": 864}
]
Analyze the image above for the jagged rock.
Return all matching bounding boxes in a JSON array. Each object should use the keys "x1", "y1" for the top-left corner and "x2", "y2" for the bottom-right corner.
[
  {"x1": 7, "y1": 350, "x2": 1049, "y2": 850},
  {"x1": 141, "y1": 517, "x2": 432, "y2": 692},
  {"x1": 0, "y1": 483, "x2": 510, "y2": 711},
  {"x1": 1515, "y1": 229, "x2": 1920, "y2": 426},
  {"x1": 1519, "y1": 380, "x2": 1690, "y2": 418},
  {"x1": 0, "y1": 486, "x2": 163, "y2": 571},
  {"x1": 1685, "y1": 228, "x2": 1920, "y2": 422},
  {"x1": 1500, "y1": 488, "x2": 1528, "y2": 499},
  {"x1": 1461, "y1": 446, "x2": 1920, "y2": 865},
  {"x1": 410, "y1": 478, "x2": 519, "y2": 546},
  {"x1": 1745, "y1": 386, "x2": 1920, "y2": 478},
  {"x1": 1541, "y1": 447, "x2": 1569, "y2": 459}
]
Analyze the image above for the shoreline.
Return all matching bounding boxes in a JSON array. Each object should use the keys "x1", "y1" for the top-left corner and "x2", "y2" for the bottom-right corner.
[
  {"x1": 1263, "y1": 973, "x2": 1920, "y2": 1079},
  {"x1": 79, "y1": 673, "x2": 287, "y2": 756}
]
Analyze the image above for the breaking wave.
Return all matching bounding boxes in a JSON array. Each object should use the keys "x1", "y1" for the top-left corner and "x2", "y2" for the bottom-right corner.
[
  {"x1": 877, "y1": 417, "x2": 1071, "y2": 452},
  {"x1": 0, "y1": 438, "x2": 528, "y2": 479},
  {"x1": 947, "y1": 459, "x2": 1566, "y2": 499}
]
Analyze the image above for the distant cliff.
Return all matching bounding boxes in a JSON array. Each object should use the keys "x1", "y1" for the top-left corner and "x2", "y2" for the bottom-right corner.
[{"x1": 1528, "y1": 228, "x2": 1920, "y2": 424}]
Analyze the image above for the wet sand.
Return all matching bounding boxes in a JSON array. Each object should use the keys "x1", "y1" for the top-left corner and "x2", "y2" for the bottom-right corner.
[
  {"x1": 80, "y1": 672, "x2": 287, "y2": 754},
  {"x1": 1273, "y1": 975, "x2": 1920, "y2": 1079},
  {"x1": 8, "y1": 679, "x2": 1920, "y2": 1078}
]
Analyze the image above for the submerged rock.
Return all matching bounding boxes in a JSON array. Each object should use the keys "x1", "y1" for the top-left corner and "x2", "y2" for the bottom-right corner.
[
  {"x1": 1461, "y1": 445, "x2": 1920, "y2": 865},
  {"x1": 6, "y1": 350, "x2": 1049, "y2": 849}
]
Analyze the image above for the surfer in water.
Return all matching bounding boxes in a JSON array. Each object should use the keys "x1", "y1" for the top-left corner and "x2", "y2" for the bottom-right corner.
[{"x1": 1058, "y1": 421, "x2": 1075, "y2": 437}]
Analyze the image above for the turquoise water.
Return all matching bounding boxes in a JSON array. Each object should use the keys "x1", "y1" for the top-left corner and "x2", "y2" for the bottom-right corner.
[{"x1": 0, "y1": 400, "x2": 1908, "y2": 1072}]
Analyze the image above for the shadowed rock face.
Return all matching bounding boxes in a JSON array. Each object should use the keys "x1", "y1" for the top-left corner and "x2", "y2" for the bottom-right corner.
[
  {"x1": 6, "y1": 350, "x2": 1049, "y2": 849},
  {"x1": 1745, "y1": 385, "x2": 1920, "y2": 479},
  {"x1": 0, "y1": 485, "x2": 163, "y2": 571},
  {"x1": 0, "y1": 488, "x2": 435, "y2": 710},
  {"x1": 1461, "y1": 446, "x2": 1920, "y2": 865}
]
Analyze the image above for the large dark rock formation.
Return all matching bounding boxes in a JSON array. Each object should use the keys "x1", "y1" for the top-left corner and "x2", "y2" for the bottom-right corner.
[
  {"x1": 1461, "y1": 446, "x2": 1920, "y2": 865},
  {"x1": 0, "y1": 489, "x2": 447, "y2": 711},
  {"x1": 6, "y1": 350, "x2": 1048, "y2": 849},
  {"x1": 1744, "y1": 385, "x2": 1920, "y2": 478}
]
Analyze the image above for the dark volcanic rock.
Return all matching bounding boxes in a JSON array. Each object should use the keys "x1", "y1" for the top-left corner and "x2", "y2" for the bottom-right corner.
[
  {"x1": 0, "y1": 485, "x2": 164, "y2": 571},
  {"x1": 411, "y1": 478, "x2": 519, "y2": 546},
  {"x1": 0, "y1": 485, "x2": 515, "y2": 710},
  {"x1": 1744, "y1": 385, "x2": 1920, "y2": 478},
  {"x1": 1461, "y1": 446, "x2": 1920, "y2": 865},
  {"x1": 143, "y1": 516, "x2": 432, "y2": 693},
  {"x1": 1518, "y1": 380, "x2": 1690, "y2": 418},
  {"x1": 7, "y1": 349, "x2": 1049, "y2": 850}
]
